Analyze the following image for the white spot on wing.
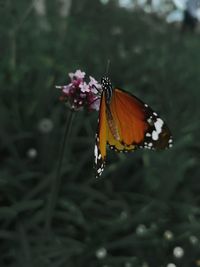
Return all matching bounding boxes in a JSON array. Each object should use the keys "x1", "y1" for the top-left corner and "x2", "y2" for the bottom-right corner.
[
  {"x1": 94, "y1": 144, "x2": 98, "y2": 164},
  {"x1": 154, "y1": 118, "x2": 164, "y2": 135},
  {"x1": 97, "y1": 168, "x2": 102, "y2": 174},
  {"x1": 147, "y1": 118, "x2": 153, "y2": 124},
  {"x1": 152, "y1": 130, "x2": 159, "y2": 140}
]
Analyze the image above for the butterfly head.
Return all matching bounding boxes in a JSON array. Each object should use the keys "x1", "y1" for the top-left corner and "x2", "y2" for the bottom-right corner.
[
  {"x1": 101, "y1": 77, "x2": 112, "y2": 91},
  {"x1": 101, "y1": 77, "x2": 113, "y2": 103}
]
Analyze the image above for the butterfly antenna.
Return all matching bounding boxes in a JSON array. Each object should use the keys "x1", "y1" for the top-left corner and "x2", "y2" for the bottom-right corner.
[{"x1": 106, "y1": 59, "x2": 111, "y2": 76}]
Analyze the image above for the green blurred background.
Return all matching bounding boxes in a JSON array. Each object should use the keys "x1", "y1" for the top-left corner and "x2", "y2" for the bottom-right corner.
[{"x1": 0, "y1": 0, "x2": 200, "y2": 266}]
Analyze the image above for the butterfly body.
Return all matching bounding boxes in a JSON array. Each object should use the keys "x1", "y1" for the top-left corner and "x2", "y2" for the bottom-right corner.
[
  {"x1": 101, "y1": 77, "x2": 113, "y2": 104},
  {"x1": 94, "y1": 77, "x2": 173, "y2": 178}
]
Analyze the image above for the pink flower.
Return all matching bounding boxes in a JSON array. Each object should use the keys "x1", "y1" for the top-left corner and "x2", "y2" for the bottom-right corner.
[
  {"x1": 62, "y1": 85, "x2": 71, "y2": 95},
  {"x1": 79, "y1": 82, "x2": 90, "y2": 93},
  {"x1": 56, "y1": 70, "x2": 101, "y2": 111},
  {"x1": 90, "y1": 97, "x2": 100, "y2": 111},
  {"x1": 89, "y1": 76, "x2": 102, "y2": 94},
  {"x1": 89, "y1": 76, "x2": 100, "y2": 86},
  {"x1": 69, "y1": 70, "x2": 85, "y2": 80}
]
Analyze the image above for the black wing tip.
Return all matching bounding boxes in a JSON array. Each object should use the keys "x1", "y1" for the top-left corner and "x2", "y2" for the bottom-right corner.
[{"x1": 94, "y1": 161, "x2": 106, "y2": 178}]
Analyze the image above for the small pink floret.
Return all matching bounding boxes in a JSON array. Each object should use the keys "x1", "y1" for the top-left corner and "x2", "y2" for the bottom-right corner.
[
  {"x1": 89, "y1": 76, "x2": 102, "y2": 94},
  {"x1": 69, "y1": 70, "x2": 85, "y2": 80},
  {"x1": 62, "y1": 85, "x2": 71, "y2": 95},
  {"x1": 90, "y1": 98, "x2": 100, "y2": 111},
  {"x1": 74, "y1": 70, "x2": 86, "y2": 79},
  {"x1": 79, "y1": 82, "x2": 90, "y2": 93}
]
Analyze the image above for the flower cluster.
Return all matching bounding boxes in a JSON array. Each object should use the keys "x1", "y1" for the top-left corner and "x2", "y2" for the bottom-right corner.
[{"x1": 56, "y1": 70, "x2": 101, "y2": 111}]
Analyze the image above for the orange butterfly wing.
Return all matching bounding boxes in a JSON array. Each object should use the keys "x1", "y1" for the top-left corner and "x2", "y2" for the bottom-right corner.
[
  {"x1": 94, "y1": 91, "x2": 107, "y2": 177},
  {"x1": 94, "y1": 90, "x2": 137, "y2": 178},
  {"x1": 108, "y1": 88, "x2": 172, "y2": 150}
]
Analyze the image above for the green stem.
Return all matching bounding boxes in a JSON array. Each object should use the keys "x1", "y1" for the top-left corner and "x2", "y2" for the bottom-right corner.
[{"x1": 45, "y1": 109, "x2": 75, "y2": 233}]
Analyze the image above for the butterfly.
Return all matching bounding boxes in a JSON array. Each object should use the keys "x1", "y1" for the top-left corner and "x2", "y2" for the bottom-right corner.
[{"x1": 94, "y1": 77, "x2": 173, "y2": 178}]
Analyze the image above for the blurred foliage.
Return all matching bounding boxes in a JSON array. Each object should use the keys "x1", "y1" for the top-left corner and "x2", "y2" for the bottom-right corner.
[{"x1": 0, "y1": 0, "x2": 200, "y2": 267}]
